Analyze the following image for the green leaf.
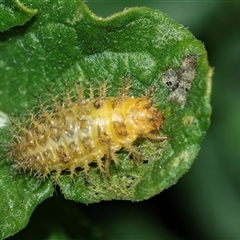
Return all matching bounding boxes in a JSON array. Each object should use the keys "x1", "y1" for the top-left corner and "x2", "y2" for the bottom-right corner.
[
  {"x1": 0, "y1": 160, "x2": 53, "y2": 239},
  {"x1": 0, "y1": 0, "x2": 212, "y2": 237},
  {"x1": 0, "y1": 0, "x2": 38, "y2": 32}
]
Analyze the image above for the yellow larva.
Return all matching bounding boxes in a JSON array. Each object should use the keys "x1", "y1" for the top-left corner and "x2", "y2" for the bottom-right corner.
[{"x1": 7, "y1": 82, "x2": 167, "y2": 180}]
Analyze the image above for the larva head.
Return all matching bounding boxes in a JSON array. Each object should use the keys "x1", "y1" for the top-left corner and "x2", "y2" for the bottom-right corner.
[{"x1": 129, "y1": 98, "x2": 163, "y2": 134}]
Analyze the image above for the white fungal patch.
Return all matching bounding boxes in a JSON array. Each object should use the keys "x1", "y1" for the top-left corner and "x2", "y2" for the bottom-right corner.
[
  {"x1": 161, "y1": 68, "x2": 179, "y2": 90},
  {"x1": 172, "y1": 150, "x2": 188, "y2": 168},
  {"x1": 162, "y1": 56, "x2": 197, "y2": 106}
]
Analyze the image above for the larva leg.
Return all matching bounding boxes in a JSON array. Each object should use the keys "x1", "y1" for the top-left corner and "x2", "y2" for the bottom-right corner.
[
  {"x1": 104, "y1": 141, "x2": 120, "y2": 180},
  {"x1": 104, "y1": 141, "x2": 113, "y2": 180},
  {"x1": 124, "y1": 144, "x2": 142, "y2": 162},
  {"x1": 105, "y1": 157, "x2": 111, "y2": 180}
]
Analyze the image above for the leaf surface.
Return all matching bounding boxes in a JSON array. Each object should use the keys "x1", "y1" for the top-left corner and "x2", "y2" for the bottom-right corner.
[{"x1": 0, "y1": 0, "x2": 212, "y2": 237}]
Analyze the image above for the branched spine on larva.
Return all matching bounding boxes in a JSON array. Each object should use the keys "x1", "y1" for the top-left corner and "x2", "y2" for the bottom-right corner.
[{"x1": 7, "y1": 82, "x2": 167, "y2": 180}]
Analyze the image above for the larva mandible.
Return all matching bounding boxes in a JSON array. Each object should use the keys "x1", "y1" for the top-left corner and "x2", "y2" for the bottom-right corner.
[{"x1": 7, "y1": 81, "x2": 167, "y2": 180}]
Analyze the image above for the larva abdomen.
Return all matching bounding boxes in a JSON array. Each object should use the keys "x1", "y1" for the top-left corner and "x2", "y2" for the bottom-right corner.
[{"x1": 8, "y1": 82, "x2": 167, "y2": 180}]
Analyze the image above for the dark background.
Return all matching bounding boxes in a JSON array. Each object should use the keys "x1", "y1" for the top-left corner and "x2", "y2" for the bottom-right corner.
[{"x1": 12, "y1": 1, "x2": 240, "y2": 239}]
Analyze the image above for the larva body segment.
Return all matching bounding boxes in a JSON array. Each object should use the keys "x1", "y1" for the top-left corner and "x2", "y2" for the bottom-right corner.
[{"x1": 8, "y1": 83, "x2": 166, "y2": 180}]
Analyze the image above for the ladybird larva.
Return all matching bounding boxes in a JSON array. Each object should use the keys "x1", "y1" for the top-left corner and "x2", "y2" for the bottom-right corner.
[{"x1": 7, "y1": 82, "x2": 167, "y2": 180}]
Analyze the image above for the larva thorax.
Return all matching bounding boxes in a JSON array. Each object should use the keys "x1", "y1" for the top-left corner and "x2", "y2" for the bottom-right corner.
[
  {"x1": 8, "y1": 82, "x2": 166, "y2": 180},
  {"x1": 97, "y1": 96, "x2": 163, "y2": 146}
]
